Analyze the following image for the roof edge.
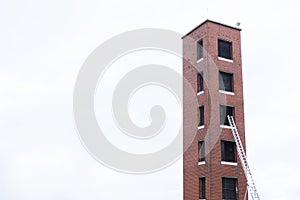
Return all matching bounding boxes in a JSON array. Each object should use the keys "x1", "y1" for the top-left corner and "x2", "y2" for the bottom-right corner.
[{"x1": 182, "y1": 19, "x2": 242, "y2": 39}]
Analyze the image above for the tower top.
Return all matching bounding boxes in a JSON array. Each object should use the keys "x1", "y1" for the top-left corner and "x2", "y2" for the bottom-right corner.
[{"x1": 182, "y1": 19, "x2": 241, "y2": 39}]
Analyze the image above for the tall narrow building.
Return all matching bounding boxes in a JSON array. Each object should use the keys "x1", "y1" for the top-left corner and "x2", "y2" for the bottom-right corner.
[{"x1": 183, "y1": 20, "x2": 248, "y2": 199}]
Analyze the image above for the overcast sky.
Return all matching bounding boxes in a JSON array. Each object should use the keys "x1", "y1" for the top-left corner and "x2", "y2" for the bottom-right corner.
[{"x1": 1, "y1": 0, "x2": 300, "y2": 199}]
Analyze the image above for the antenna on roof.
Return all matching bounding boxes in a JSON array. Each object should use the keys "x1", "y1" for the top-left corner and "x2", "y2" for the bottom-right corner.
[{"x1": 206, "y1": 7, "x2": 209, "y2": 19}]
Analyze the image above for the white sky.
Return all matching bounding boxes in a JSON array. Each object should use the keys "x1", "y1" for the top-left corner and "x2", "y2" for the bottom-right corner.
[{"x1": 1, "y1": 0, "x2": 300, "y2": 199}]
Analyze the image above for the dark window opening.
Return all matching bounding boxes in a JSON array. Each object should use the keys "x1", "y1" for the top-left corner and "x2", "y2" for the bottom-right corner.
[
  {"x1": 219, "y1": 71, "x2": 233, "y2": 92},
  {"x1": 199, "y1": 106, "x2": 204, "y2": 126},
  {"x1": 199, "y1": 177, "x2": 206, "y2": 199},
  {"x1": 218, "y1": 39, "x2": 232, "y2": 60},
  {"x1": 221, "y1": 140, "x2": 237, "y2": 163},
  {"x1": 198, "y1": 141, "x2": 205, "y2": 162},
  {"x1": 197, "y1": 40, "x2": 203, "y2": 60},
  {"x1": 222, "y1": 177, "x2": 237, "y2": 200},
  {"x1": 197, "y1": 73, "x2": 204, "y2": 92},
  {"x1": 220, "y1": 105, "x2": 234, "y2": 126}
]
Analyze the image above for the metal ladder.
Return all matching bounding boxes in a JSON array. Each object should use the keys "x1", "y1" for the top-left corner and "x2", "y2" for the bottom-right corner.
[{"x1": 227, "y1": 115, "x2": 260, "y2": 200}]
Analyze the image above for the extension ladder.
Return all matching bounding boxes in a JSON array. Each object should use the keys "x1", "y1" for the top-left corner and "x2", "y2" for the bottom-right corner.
[{"x1": 227, "y1": 115, "x2": 260, "y2": 200}]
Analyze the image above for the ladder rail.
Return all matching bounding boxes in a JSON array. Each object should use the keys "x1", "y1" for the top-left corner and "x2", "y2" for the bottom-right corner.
[{"x1": 227, "y1": 115, "x2": 260, "y2": 200}]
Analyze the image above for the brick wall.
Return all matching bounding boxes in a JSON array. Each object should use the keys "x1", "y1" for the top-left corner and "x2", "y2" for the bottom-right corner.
[{"x1": 183, "y1": 20, "x2": 248, "y2": 200}]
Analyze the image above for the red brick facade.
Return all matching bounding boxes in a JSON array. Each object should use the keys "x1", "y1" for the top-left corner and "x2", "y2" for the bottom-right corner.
[{"x1": 183, "y1": 20, "x2": 248, "y2": 200}]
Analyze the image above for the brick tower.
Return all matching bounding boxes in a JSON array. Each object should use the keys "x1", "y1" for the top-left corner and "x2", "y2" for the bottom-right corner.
[{"x1": 183, "y1": 20, "x2": 247, "y2": 200}]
